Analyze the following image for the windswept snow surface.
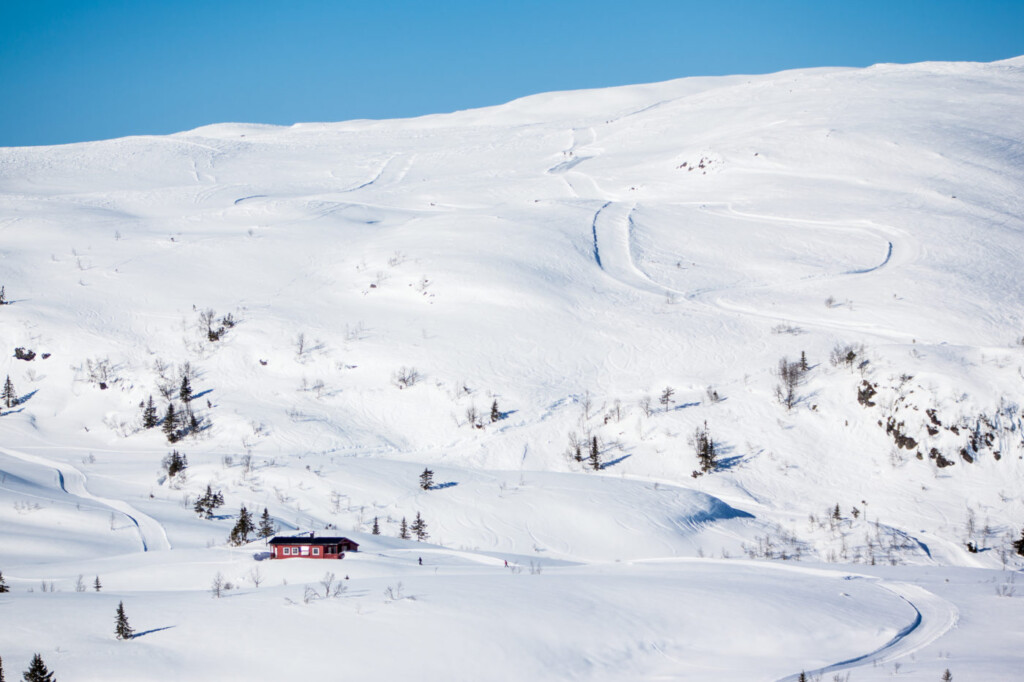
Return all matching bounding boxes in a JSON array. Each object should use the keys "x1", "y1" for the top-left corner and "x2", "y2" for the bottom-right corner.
[{"x1": 2, "y1": 57, "x2": 1024, "y2": 679}]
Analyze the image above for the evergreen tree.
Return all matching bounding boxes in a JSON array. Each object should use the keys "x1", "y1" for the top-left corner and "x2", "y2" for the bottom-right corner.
[
  {"x1": 1, "y1": 653, "x2": 5, "y2": 682},
  {"x1": 411, "y1": 512, "x2": 428, "y2": 542},
  {"x1": 258, "y1": 507, "x2": 275, "y2": 539},
  {"x1": 162, "y1": 403, "x2": 178, "y2": 442},
  {"x1": 93, "y1": 575, "x2": 102, "y2": 592},
  {"x1": 371, "y1": 517, "x2": 380, "y2": 535},
  {"x1": 0, "y1": 285, "x2": 6, "y2": 305},
  {"x1": 419, "y1": 468, "x2": 434, "y2": 490},
  {"x1": 21, "y1": 654, "x2": 54, "y2": 682},
  {"x1": 800, "y1": 350, "x2": 809, "y2": 372},
  {"x1": 163, "y1": 450, "x2": 187, "y2": 478},
  {"x1": 0, "y1": 570, "x2": 8, "y2": 592},
  {"x1": 193, "y1": 485, "x2": 224, "y2": 519},
  {"x1": 797, "y1": 674, "x2": 807, "y2": 682},
  {"x1": 179, "y1": 374, "x2": 192, "y2": 404},
  {"x1": 490, "y1": 399, "x2": 500, "y2": 423},
  {"x1": 141, "y1": 396, "x2": 158, "y2": 429},
  {"x1": 228, "y1": 506, "x2": 255, "y2": 545},
  {"x1": 941, "y1": 669, "x2": 953, "y2": 682},
  {"x1": 693, "y1": 421, "x2": 718, "y2": 474},
  {"x1": 589, "y1": 436, "x2": 601, "y2": 470},
  {"x1": 1014, "y1": 527, "x2": 1024, "y2": 557},
  {"x1": 659, "y1": 386, "x2": 675, "y2": 411},
  {"x1": 399, "y1": 517, "x2": 410, "y2": 540},
  {"x1": 114, "y1": 601, "x2": 133, "y2": 640},
  {"x1": 2, "y1": 375, "x2": 17, "y2": 409}
]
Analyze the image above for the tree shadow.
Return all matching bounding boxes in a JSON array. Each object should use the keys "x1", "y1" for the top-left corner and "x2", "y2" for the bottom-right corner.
[
  {"x1": 132, "y1": 625, "x2": 175, "y2": 639},
  {"x1": 714, "y1": 455, "x2": 745, "y2": 471},
  {"x1": 670, "y1": 402, "x2": 700, "y2": 412},
  {"x1": 600, "y1": 454, "x2": 632, "y2": 469},
  {"x1": 432, "y1": 482, "x2": 459, "y2": 490},
  {"x1": 252, "y1": 551, "x2": 272, "y2": 561}
]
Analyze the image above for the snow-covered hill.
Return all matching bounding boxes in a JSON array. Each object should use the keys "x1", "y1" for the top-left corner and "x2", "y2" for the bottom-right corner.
[{"x1": 1, "y1": 57, "x2": 1023, "y2": 680}]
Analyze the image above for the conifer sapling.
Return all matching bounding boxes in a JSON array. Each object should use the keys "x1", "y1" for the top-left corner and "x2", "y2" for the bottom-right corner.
[
  {"x1": 22, "y1": 654, "x2": 54, "y2": 682},
  {"x1": 115, "y1": 601, "x2": 134, "y2": 640}
]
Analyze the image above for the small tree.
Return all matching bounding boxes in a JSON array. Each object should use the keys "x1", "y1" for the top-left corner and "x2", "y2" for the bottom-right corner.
[
  {"x1": 258, "y1": 507, "x2": 275, "y2": 539},
  {"x1": 589, "y1": 436, "x2": 601, "y2": 471},
  {"x1": 399, "y1": 517, "x2": 410, "y2": 540},
  {"x1": 639, "y1": 396, "x2": 653, "y2": 418},
  {"x1": 411, "y1": 512, "x2": 428, "y2": 541},
  {"x1": 162, "y1": 403, "x2": 178, "y2": 442},
  {"x1": 419, "y1": 468, "x2": 434, "y2": 491},
  {"x1": 372, "y1": 517, "x2": 380, "y2": 535},
  {"x1": 0, "y1": 570, "x2": 8, "y2": 592},
  {"x1": 211, "y1": 572, "x2": 225, "y2": 598},
  {"x1": 228, "y1": 506, "x2": 254, "y2": 546},
  {"x1": 659, "y1": 386, "x2": 675, "y2": 412},
  {"x1": 93, "y1": 575, "x2": 102, "y2": 592},
  {"x1": 114, "y1": 601, "x2": 133, "y2": 640},
  {"x1": 693, "y1": 421, "x2": 718, "y2": 474},
  {"x1": 1013, "y1": 527, "x2": 1024, "y2": 557},
  {"x1": 22, "y1": 654, "x2": 54, "y2": 682},
  {"x1": 179, "y1": 374, "x2": 192, "y2": 404},
  {"x1": 163, "y1": 450, "x2": 187, "y2": 478},
  {"x1": 2, "y1": 376, "x2": 17, "y2": 408},
  {"x1": 0, "y1": 653, "x2": 5, "y2": 682},
  {"x1": 193, "y1": 485, "x2": 224, "y2": 519},
  {"x1": 775, "y1": 356, "x2": 804, "y2": 411},
  {"x1": 141, "y1": 396, "x2": 158, "y2": 429},
  {"x1": 941, "y1": 669, "x2": 953, "y2": 682},
  {"x1": 490, "y1": 399, "x2": 501, "y2": 423},
  {"x1": 0, "y1": 285, "x2": 6, "y2": 305}
]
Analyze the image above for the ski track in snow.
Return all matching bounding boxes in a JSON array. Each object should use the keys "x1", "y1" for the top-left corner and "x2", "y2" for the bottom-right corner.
[
  {"x1": 0, "y1": 446, "x2": 171, "y2": 552},
  {"x1": 777, "y1": 579, "x2": 959, "y2": 681}
]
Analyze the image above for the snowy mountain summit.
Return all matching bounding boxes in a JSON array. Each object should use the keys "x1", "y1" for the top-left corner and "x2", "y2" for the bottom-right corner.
[{"x1": 1, "y1": 57, "x2": 1023, "y2": 680}]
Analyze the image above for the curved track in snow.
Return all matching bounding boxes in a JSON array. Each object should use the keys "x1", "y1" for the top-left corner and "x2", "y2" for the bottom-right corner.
[
  {"x1": 0, "y1": 446, "x2": 171, "y2": 552},
  {"x1": 776, "y1": 579, "x2": 959, "y2": 681}
]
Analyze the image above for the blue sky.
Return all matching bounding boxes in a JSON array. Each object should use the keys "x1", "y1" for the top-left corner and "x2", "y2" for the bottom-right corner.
[{"x1": 2, "y1": 0, "x2": 1023, "y2": 147}]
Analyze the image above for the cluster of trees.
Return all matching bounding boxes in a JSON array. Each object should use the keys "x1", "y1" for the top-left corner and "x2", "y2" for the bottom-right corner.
[
  {"x1": 228, "y1": 507, "x2": 275, "y2": 546},
  {"x1": 200, "y1": 308, "x2": 235, "y2": 342},
  {"x1": 193, "y1": 485, "x2": 224, "y2": 518},
  {"x1": 162, "y1": 450, "x2": 188, "y2": 479},
  {"x1": 398, "y1": 512, "x2": 428, "y2": 541},
  {"x1": 775, "y1": 352, "x2": 809, "y2": 411},
  {"x1": 691, "y1": 421, "x2": 718, "y2": 475}
]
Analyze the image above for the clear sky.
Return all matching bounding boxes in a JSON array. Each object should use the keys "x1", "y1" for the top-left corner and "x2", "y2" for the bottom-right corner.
[{"x1": 2, "y1": 0, "x2": 1023, "y2": 147}]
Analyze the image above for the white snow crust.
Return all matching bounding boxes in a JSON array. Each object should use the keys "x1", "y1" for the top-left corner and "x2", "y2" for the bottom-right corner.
[{"x1": 1, "y1": 56, "x2": 1023, "y2": 680}]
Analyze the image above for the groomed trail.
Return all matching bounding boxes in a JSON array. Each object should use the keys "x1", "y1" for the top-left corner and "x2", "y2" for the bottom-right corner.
[
  {"x1": 777, "y1": 579, "x2": 959, "y2": 681},
  {"x1": 0, "y1": 445, "x2": 171, "y2": 552}
]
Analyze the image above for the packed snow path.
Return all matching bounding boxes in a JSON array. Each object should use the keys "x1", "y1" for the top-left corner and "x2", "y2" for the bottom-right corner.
[
  {"x1": 777, "y1": 579, "x2": 959, "y2": 681},
  {"x1": 0, "y1": 446, "x2": 171, "y2": 552}
]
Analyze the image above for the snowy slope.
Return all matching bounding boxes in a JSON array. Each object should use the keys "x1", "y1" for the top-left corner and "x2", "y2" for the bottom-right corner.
[{"x1": 1, "y1": 57, "x2": 1023, "y2": 680}]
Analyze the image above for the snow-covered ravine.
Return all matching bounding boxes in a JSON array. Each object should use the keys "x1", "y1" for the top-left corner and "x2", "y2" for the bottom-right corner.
[{"x1": 2, "y1": 56, "x2": 1024, "y2": 679}]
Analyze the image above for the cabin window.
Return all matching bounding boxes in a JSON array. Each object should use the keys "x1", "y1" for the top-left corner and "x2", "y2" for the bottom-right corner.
[
  {"x1": 300, "y1": 546, "x2": 310, "y2": 556},
  {"x1": 312, "y1": 547, "x2": 320, "y2": 556},
  {"x1": 284, "y1": 547, "x2": 292, "y2": 556},
  {"x1": 326, "y1": 545, "x2": 336, "y2": 554}
]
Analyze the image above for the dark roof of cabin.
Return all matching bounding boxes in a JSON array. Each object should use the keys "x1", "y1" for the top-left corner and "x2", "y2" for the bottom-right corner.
[{"x1": 268, "y1": 536, "x2": 359, "y2": 547}]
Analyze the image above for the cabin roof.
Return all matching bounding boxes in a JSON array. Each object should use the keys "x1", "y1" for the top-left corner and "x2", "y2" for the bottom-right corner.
[{"x1": 268, "y1": 536, "x2": 359, "y2": 547}]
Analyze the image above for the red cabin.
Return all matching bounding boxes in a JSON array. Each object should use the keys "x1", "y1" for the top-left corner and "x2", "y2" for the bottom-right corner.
[{"x1": 268, "y1": 534, "x2": 359, "y2": 559}]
